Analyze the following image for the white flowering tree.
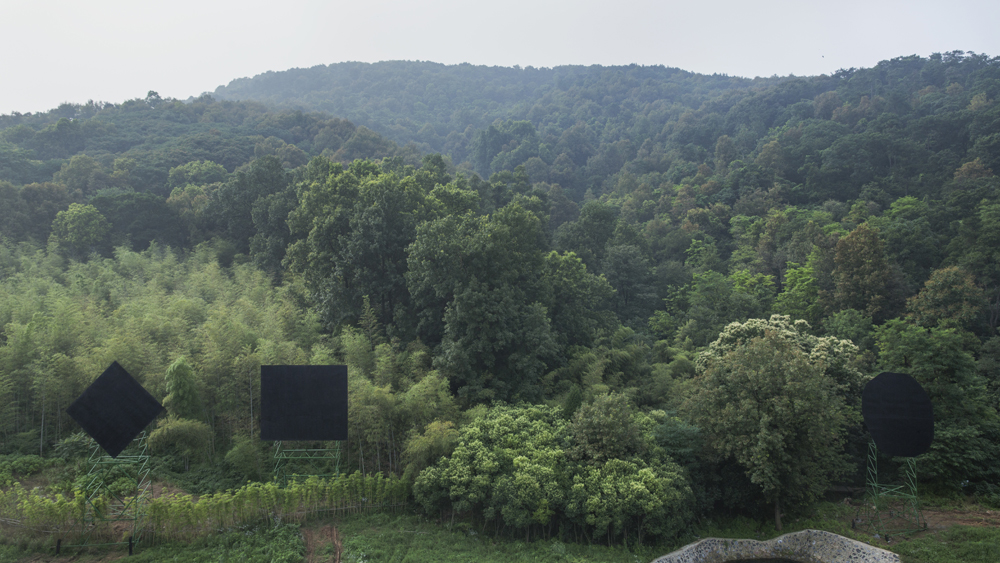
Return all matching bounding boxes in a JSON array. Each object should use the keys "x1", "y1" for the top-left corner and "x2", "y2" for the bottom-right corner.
[{"x1": 686, "y1": 315, "x2": 865, "y2": 530}]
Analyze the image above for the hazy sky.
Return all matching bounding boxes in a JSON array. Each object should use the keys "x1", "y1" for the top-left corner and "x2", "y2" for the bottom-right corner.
[{"x1": 3, "y1": 0, "x2": 998, "y2": 115}]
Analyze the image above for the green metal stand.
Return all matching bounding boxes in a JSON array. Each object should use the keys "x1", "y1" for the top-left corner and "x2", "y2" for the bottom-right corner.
[
  {"x1": 67, "y1": 432, "x2": 152, "y2": 551},
  {"x1": 863, "y1": 440, "x2": 925, "y2": 538},
  {"x1": 273, "y1": 441, "x2": 341, "y2": 486}
]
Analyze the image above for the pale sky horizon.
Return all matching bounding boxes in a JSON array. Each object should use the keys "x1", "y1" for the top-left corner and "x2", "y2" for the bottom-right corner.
[{"x1": 3, "y1": 0, "x2": 999, "y2": 115}]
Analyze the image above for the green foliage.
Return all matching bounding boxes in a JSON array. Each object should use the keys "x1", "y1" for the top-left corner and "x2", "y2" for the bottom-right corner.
[
  {"x1": 823, "y1": 308, "x2": 875, "y2": 351},
  {"x1": 470, "y1": 120, "x2": 540, "y2": 179},
  {"x1": 674, "y1": 270, "x2": 734, "y2": 348},
  {"x1": 331, "y1": 512, "x2": 657, "y2": 563},
  {"x1": 0, "y1": 472, "x2": 406, "y2": 546},
  {"x1": 224, "y1": 435, "x2": 268, "y2": 482},
  {"x1": 167, "y1": 160, "x2": 229, "y2": 188},
  {"x1": 567, "y1": 393, "x2": 649, "y2": 464},
  {"x1": 149, "y1": 416, "x2": 212, "y2": 471},
  {"x1": 0, "y1": 454, "x2": 52, "y2": 487},
  {"x1": 414, "y1": 404, "x2": 568, "y2": 520},
  {"x1": 89, "y1": 190, "x2": 185, "y2": 250},
  {"x1": 906, "y1": 266, "x2": 985, "y2": 331},
  {"x1": 0, "y1": 141, "x2": 48, "y2": 185},
  {"x1": 52, "y1": 155, "x2": 105, "y2": 193},
  {"x1": 540, "y1": 251, "x2": 615, "y2": 352},
  {"x1": 603, "y1": 244, "x2": 657, "y2": 325},
  {"x1": 875, "y1": 320, "x2": 1000, "y2": 487},
  {"x1": 566, "y1": 457, "x2": 691, "y2": 546},
  {"x1": 0, "y1": 241, "x2": 322, "y2": 461},
  {"x1": 52, "y1": 432, "x2": 91, "y2": 460},
  {"x1": 407, "y1": 199, "x2": 561, "y2": 402},
  {"x1": 287, "y1": 157, "x2": 433, "y2": 328},
  {"x1": 212, "y1": 155, "x2": 290, "y2": 254},
  {"x1": 832, "y1": 223, "x2": 897, "y2": 321},
  {"x1": 774, "y1": 261, "x2": 821, "y2": 325},
  {"x1": 699, "y1": 314, "x2": 867, "y2": 403},
  {"x1": 8, "y1": 55, "x2": 1000, "y2": 551},
  {"x1": 554, "y1": 200, "x2": 619, "y2": 271},
  {"x1": 50, "y1": 203, "x2": 110, "y2": 257},
  {"x1": 402, "y1": 420, "x2": 460, "y2": 483},
  {"x1": 163, "y1": 356, "x2": 203, "y2": 421},
  {"x1": 888, "y1": 525, "x2": 1000, "y2": 563},
  {"x1": 414, "y1": 402, "x2": 692, "y2": 545},
  {"x1": 687, "y1": 318, "x2": 860, "y2": 530},
  {"x1": 128, "y1": 524, "x2": 305, "y2": 563}
]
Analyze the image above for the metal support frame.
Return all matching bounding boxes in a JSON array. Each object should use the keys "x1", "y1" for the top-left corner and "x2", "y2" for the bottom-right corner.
[
  {"x1": 862, "y1": 440, "x2": 925, "y2": 538},
  {"x1": 273, "y1": 441, "x2": 341, "y2": 486},
  {"x1": 66, "y1": 432, "x2": 152, "y2": 550}
]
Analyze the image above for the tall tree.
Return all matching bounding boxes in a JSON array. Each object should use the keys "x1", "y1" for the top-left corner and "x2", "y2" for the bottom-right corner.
[
  {"x1": 540, "y1": 251, "x2": 615, "y2": 352},
  {"x1": 875, "y1": 320, "x2": 1000, "y2": 486},
  {"x1": 554, "y1": 200, "x2": 619, "y2": 271},
  {"x1": 408, "y1": 200, "x2": 555, "y2": 402},
  {"x1": 50, "y1": 203, "x2": 110, "y2": 258},
  {"x1": 162, "y1": 356, "x2": 203, "y2": 422},
  {"x1": 212, "y1": 156, "x2": 290, "y2": 253},
  {"x1": 286, "y1": 158, "x2": 435, "y2": 329},
  {"x1": 686, "y1": 323, "x2": 858, "y2": 530},
  {"x1": 773, "y1": 260, "x2": 821, "y2": 325},
  {"x1": 89, "y1": 190, "x2": 185, "y2": 250},
  {"x1": 832, "y1": 223, "x2": 897, "y2": 321},
  {"x1": 906, "y1": 266, "x2": 985, "y2": 331},
  {"x1": 602, "y1": 244, "x2": 656, "y2": 325}
]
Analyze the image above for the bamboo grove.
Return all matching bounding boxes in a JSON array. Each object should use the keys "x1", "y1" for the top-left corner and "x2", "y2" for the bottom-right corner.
[{"x1": 0, "y1": 471, "x2": 406, "y2": 545}]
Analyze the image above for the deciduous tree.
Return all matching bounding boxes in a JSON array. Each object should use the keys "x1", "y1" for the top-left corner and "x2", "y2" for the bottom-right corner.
[{"x1": 687, "y1": 318, "x2": 860, "y2": 530}]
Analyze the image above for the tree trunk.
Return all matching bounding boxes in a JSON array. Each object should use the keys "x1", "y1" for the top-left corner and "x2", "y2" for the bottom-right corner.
[
  {"x1": 359, "y1": 441, "x2": 366, "y2": 475},
  {"x1": 248, "y1": 368, "x2": 254, "y2": 439},
  {"x1": 774, "y1": 497, "x2": 782, "y2": 531},
  {"x1": 39, "y1": 389, "x2": 45, "y2": 456}
]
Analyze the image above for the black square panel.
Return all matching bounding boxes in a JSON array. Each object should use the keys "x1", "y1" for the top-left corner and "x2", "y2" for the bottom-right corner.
[
  {"x1": 67, "y1": 362, "x2": 164, "y2": 458},
  {"x1": 260, "y1": 365, "x2": 348, "y2": 441}
]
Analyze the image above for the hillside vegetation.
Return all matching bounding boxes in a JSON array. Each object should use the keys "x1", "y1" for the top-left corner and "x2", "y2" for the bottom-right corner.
[{"x1": 1, "y1": 53, "x2": 1000, "y2": 549}]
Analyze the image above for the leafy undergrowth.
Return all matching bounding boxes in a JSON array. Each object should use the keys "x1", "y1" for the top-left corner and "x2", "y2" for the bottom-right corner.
[
  {"x1": 129, "y1": 524, "x2": 305, "y2": 563},
  {"x1": 0, "y1": 524, "x2": 305, "y2": 563},
  {"x1": 328, "y1": 512, "x2": 655, "y2": 562},
  {"x1": 2, "y1": 498, "x2": 998, "y2": 563},
  {"x1": 888, "y1": 526, "x2": 1000, "y2": 563}
]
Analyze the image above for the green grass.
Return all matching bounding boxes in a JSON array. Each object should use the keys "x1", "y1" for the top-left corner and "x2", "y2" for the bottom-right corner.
[
  {"x1": 332, "y1": 512, "x2": 655, "y2": 562},
  {"x1": 0, "y1": 525, "x2": 305, "y2": 563},
  {"x1": 682, "y1": 500, "x2": 858, "y2": 543},
  {"x1": 129, "y1": 524, "x2": 305, "y2": 563},
  {"x1": 2, "y1": 500, "x2": 998, "y2": 563},
  {"x1": 0, "y1": 545, "x2": 26, "y2": 563},
  {"x1": 889, "y1": 526, "x2": 1000, "y2": 563}
]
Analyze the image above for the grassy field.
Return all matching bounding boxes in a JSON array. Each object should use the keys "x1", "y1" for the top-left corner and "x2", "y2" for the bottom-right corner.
[
  {"x1": 301, "y1": 506, "x2": 1000, "y2": 563},
  {"x1": 1, "y1": 497, "x2": 999, "y2": 562}
]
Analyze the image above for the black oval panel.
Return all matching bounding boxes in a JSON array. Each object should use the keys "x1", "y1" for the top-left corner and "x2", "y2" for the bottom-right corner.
[{"x1": 862, "y1": 372, "x2": 934, "y2": 457}]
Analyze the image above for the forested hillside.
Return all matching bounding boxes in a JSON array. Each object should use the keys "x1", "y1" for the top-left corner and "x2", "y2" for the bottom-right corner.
[
  {"x1": 2, "y1": 52, "x2": 1000, "y2": 542},
  {"x1": 0, "y1": 93, "x2": 416, "y2": 250},
  {"x1": 212, "y1": 54, "x2": 1000, "y2": 204}
]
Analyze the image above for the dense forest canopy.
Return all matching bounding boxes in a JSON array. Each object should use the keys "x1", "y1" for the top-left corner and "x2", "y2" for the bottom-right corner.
[
  {"x1": 210, "y1": 54, "x2": 1000, "y2": 203},
  {"x1": 3, "y1": 51, "x2": 1000, "y2": 538}
]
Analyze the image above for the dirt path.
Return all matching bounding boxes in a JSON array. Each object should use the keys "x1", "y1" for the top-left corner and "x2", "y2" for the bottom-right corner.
[
  {"x1": 302, "y1": 524, "x2": 342, "y2": 563},
  {"x1": 842, "y1": 499, "x2": 1000, "y2": 549},
  {"x1": 922, "y1": 507, "x2": 1000, "y2": 529}
]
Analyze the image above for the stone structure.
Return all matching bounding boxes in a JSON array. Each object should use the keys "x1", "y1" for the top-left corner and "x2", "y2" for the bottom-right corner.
[{"x1": 651, "y1": 529, "x2": 899, "y2": 563}]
